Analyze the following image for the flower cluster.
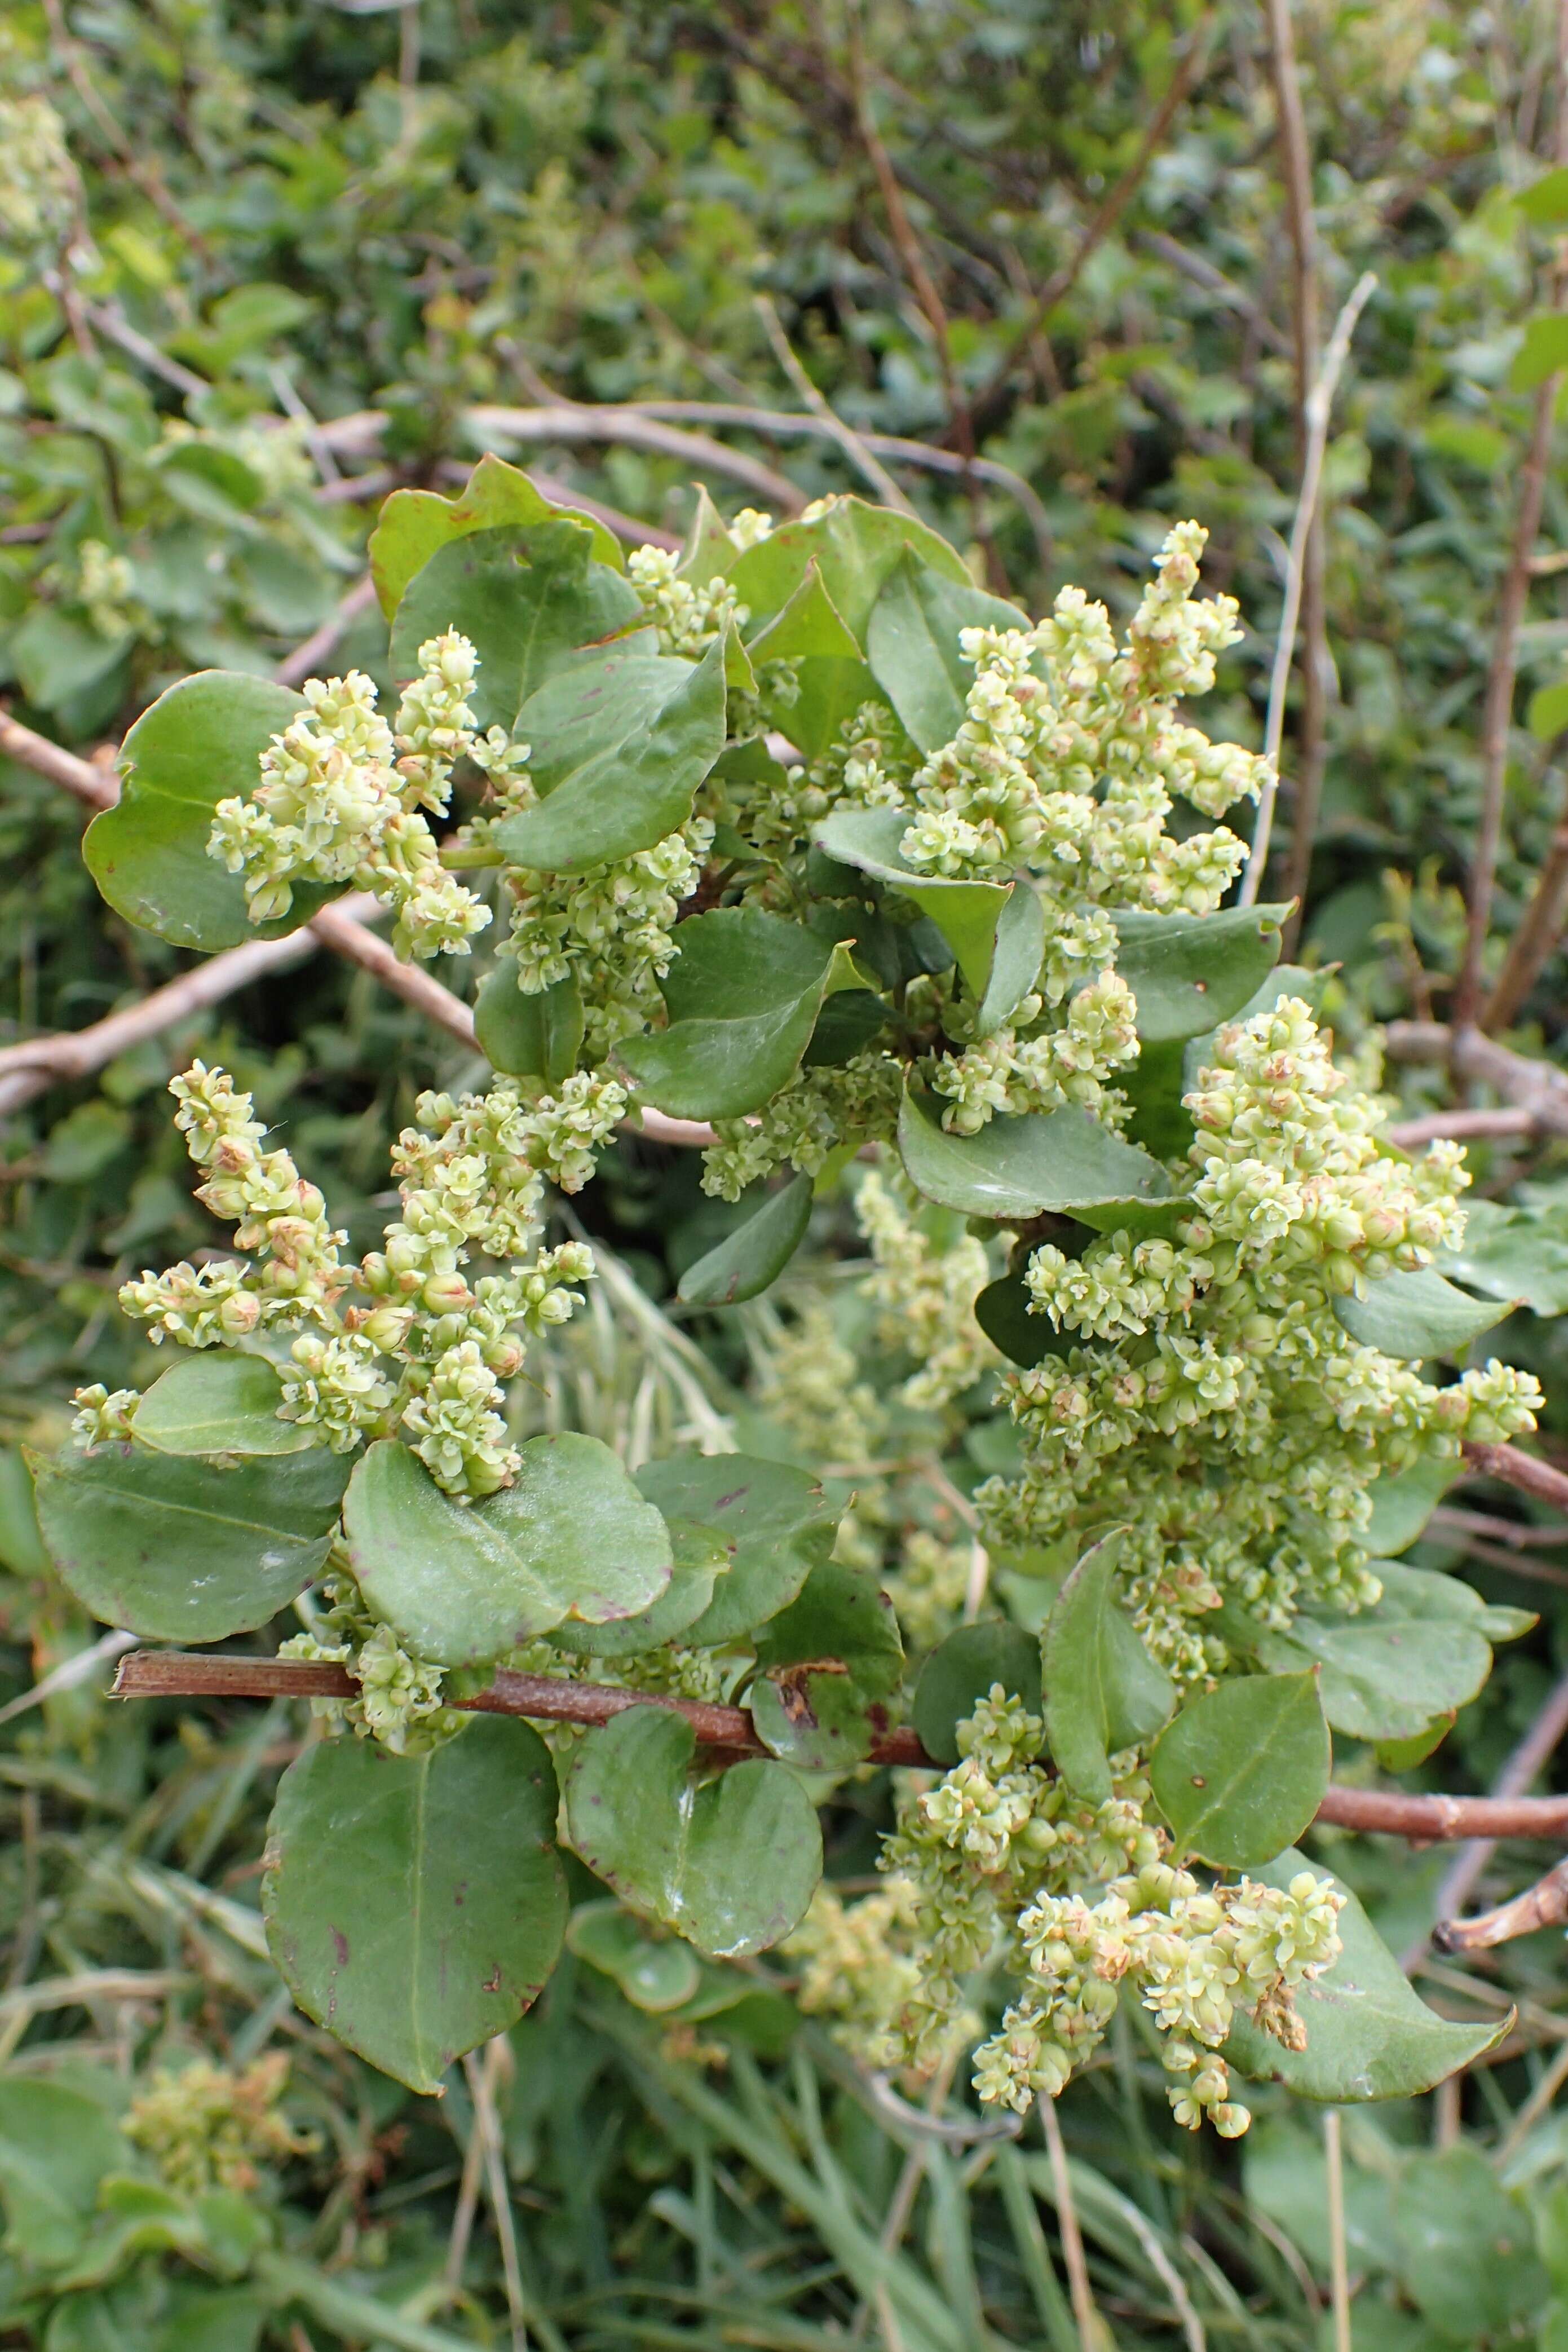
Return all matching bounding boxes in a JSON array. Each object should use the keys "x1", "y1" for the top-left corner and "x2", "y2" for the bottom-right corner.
[
  {"x1": 703, "y1": 1051, "x2": 903, "y2": 1200},
  {"x1": 0, "y1": 93, "x2": 74, "y2": 257},
  {"x1": 855, "y1": 1170, "x2": 997, "y2": 1408},
  {"x1": 209, "y1": 632, "x2": 524, "y2": 957},
  {"x1": 629, "y1": 544, "x2": 749, "y2": 657},
  {"x1": 126, "y1": 2054, "x2": 313, "y2": 2195}
]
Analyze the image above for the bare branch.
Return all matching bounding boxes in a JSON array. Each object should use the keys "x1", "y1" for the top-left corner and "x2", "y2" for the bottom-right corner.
[
  {"x1": 1420, "y1": 1665, "x2": 1568, "y2": 1958},
  {"x1": 1485, "y1": 808, "x2": 1568, "y2": 1031},
  {"x1": 1462, "y1": 1440, "x2": 1568, "y2": 1515},
  {"x1": 752, "y1": 294, "x2": 916, "y2": 514},
  {"x1": 1434, "y1": 1855, "x2": 1568, "y2": 1953},
  {"x1": 461, "y1": 404, "x2": 805, "y2": 514},
  {"x1": 0, "y1": 710, "x2": 115, "y2": 809},
  {"x1": 1383, "y1": 1105, "x2": 1537, "y2": 1150},
  {"x1": 1314, "y1": 1784, "x2": 1568, "y2": 1840},
  {"x1": 1383, "y1": 1018, "x2": 1568, "y2": 1139},
  {"x1": 273, "y1": 576, "x2": 380, "y2": 690}
]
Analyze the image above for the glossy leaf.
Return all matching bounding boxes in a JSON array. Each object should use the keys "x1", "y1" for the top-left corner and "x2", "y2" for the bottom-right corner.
[
  {"x1": 1224, "y1": 1851, "x2": 1512, "y2": 2099},
  {"x1": 566, "y1": 1899, "x2": 703, "y2": 2013},
  {"x1": 727, "y1": 495, "x2": 971, "y2": 641},
  {"x1": 369, "y1": 451, "x2": 622, "y2": 616},
  {"x1": 563, "y1": 1704, "x2": 821, "y2": 1958},
  {"x1": 1110, "y1": 904, "x2": 1290, "y2": 1043},
  {"x1": 812, "y1": 806, "x2": 1012, "y2": 996},
  {"x1": 493, "y1": 633, "x2": 726, "y2": 871},
  {"x1": 1150, "y1": 1671, "x2": 1330, "y2": 1869},
  {"x1": 1043, "y1": 1530, "x2": 1175, "y2": 1804},
  {"x1": 744, "y1": 559, "x2": 862, "y2": 662},
  {"x1": 83, "y1": 673, "x2": 335, "y2": 952},
  {"x1": 388, "y1": 522, "x2": 641, "y2": 730},
  {"x1": 511, "y1": 649, "x2": 690, "y2": 792},
  {"x1": 1332, "y1": 1265, "x2": 1513, "y2": 1358},
  {"x1": 634, "y1": 1452, "x2": 840, "y2": 1645},
  {"x1": 748, "y1": 1560, "x2": 904, "y2": 1767},
  {"x1": 345, "y1": 1436, "x2": 672, "y2": 1666},
  {"x1": 897, "y1": 1087, "x2": 1173, "y2": 1224},
  {"x1": 547, "y1": 1519, "x2": 732, "y2": 1658},
  {"x1": 618, "y1": 910, "x2": 856, "y2": 1120},
  {"x1": 865, "y1": 551, "x2": 1027, "y2": 752},
  {"x1": 263, "y1": 1716, "x2": 568, "y2": 2093},
  {"x1": 677, "y1": 1173, "x2": 813, "y2": 1307},
  {"x1": 131, "y1": 1348, "x2": 315, "y2": 1457},
  {"x1": 913, "y1": 1618, "x2": 1042, "y2": 1766},
  {"x1": 1255, "y1": 1561, "x2": 1523, "y2": 1742},
  {"x1": 29, "y1": 1438, "x2": 350, "y2": 1642},
  {"x1": 472, "y1": 965, "x2": 584, "y2": 1083}
]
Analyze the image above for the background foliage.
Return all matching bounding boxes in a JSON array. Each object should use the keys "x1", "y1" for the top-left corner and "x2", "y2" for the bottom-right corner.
[{"x1": 7, "y1": 0, "x2": 1568, "y2": 2344}]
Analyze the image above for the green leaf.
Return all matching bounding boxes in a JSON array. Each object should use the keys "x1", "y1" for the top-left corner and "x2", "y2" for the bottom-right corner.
[
  {"x1": 263, "y1": 1716, "x2": 568, "y2": 2093},
  {"x1": 131, "y1": 1349, "x2": 316, "y2": 1457},
  {"x1": 897, "y1": 1087, "x2": 1173, "y2": 1224},
  {"x1": 678, "y1": 484, "x2": 736, "y2": 584},
  {"x1": 1510, "y1": 312, "x2": 1568, "y2": 391},
  {"x1": 973, "y1": 1271, "x2": 1072, "y2": 1368},
  {"x1": 83, "y1": 673, "x2": 338, "y2": 952},
  {"x1": 748, "y1": 1560, "x2": 904, "y2": 1768},
  {"x1": 617, "y1": 909, "x2": 853, "y2": 1120},
  {"x1": 547, "y1": 1519, "x2": 732, "y2": 1658},
  {"x1": 493, "y1": 633, "x2": 726, "y2": 872},
  {"x1": 677, "y1": 1174, "x2": 813, "y2": 1307},
  {"x1": 1519, "y1": 165, "x2": 1568, "y2": 224},
  {"x1": 369, "y1": 452, "x2": 623, "y2": 617},
  {"x1": 29, "y1": 1438, "x2": 351, "y2": 1642},
  {"x1": 0, "y1": 2081, "x2": 126, "y2": 2270},
  {"x1": 388, "y1": 522, "x2": 642, "y2": 732},
  {"x1": 1150, "y1": 1671, "x2": 1330, "y2": 1869},
  {"x1": 1393, "y1": 2150, "x2": 1549, "y2": 2342},
  {"x1": 344, "y1": 1436, "x2": 673, "y2": 1667},
  {"x1": 1110, "y1": 904, "x2": 1289, "y2": 1043},
  {"x1": 974, "y1": 881, "x2": 1046, "y2": 1039},
  {"x1": 563, "y1": 1704, "x2": 821, "y2": 1958},
  {"x1": 12, "y1": 611, "x2": 130, "y2": 713},
  {"x1": 865, "y1": 550, "x2": 1028, "y2": 753},
  {"x1": 1435, "y1": 1196, "x2": 1568, "y2": 1313},
  {"x1": 634, "y1": 1453, "x2": 840, "y2": 1645},
  {"x1": 912, "y1": 1619, "x2": 1042, "y2": 1767},
  {"x1": 1529, "y1": 679, "x2": 1568, "y2": 741},
  {"x1": 1043, "y1": 1530, "x2": 1175, "y2": 1804},
  {"x1": 727, "y1": 495, "x2": 971, "y2": 641},
  {"x1": 1364, "y1": 1457, "x2": 1458, "y2": 1555},
  {"x1": 788, "y1": 655, "x2": 885, "y2": 758},
  {"x1": 473, "y1": 966, "x2": 584, "y2": 1083},
  {"x1": 566, "y1": 1899, "x2": 703, "y2": 2013},
  {"x1": 511, "y1": 649, "x2": 687, "y2": 792},
  {"x1": 1332, "y1": 1265, "x2": 1513, "y2": 1358},
  {"x1": 812, "y1": 807, "x2": 1012, "y2": 997},
  {"x1": 1224, "y1": 1851, "x2": 1512, "y2": 2099},
  {"x1": 803, "y1": 988, "x2": 888, "y2": 1067},
  {"x1": 1255, "y1": 1563, "x2": 1504, "y2": 1742},
  {"x1": 744, "y1": 559, "x2": 862, "y2": 662}
]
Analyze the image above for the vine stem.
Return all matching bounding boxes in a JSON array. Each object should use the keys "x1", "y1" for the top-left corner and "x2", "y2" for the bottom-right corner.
[{"x1": 110, "y1": 1649, "x2": 1568, "y2": 1839}]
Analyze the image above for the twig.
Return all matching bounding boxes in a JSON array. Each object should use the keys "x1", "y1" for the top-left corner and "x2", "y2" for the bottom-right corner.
[
  {"x1": 1239, "y1": 270, "x2": 1377, "y2": 906},
  {"x1": 273, "y1": 577, "x2": 381, "y2": 690},
  {"x1": 0, "y1": 1628, "x2": 135, "y2": 1727},
  {"x1": 268, "y1": 363, "x2": 342, "y2": 487},
  {"x1": 1420, "y1": 1663, "x2": 1568, "y2": 1960},
  {"x1": 964, "y1": 25, "x2": 1216, "y2": 435},
  {"x1": 76, "y1": 295, "x2": 209, "y2": 400},
  {"x1": 1433, "y1": 1854, "x2": 1568, "y2": 1953},
  {"x1": 461, "y1": 404, "x2": 804, "y2": 514},
  {"x1": 109, "y1": 1652, "x2": 1568, "y2": 1839},
  {"x1": 1323, "y1": 2111, "x2": 1352, "y2": 2352},
  {"x1": 752, "y1": 296, "x2": 915, "y2": 514},
  {"x1": 1486, "y1": 807, "x2": 1568, "y2": 1030},
  {"x1": 1461, "y1": 1440, "x2": 1568, "y2": 1515},
  {"x1": 1383, "y1": 1105, "x2": 1537, "y2": 1150},
  {"x1": 1429, "y1": 1504, "x2": 1568, "y2": 1550},
  {"x1": 1266, "y1": 0, "x2": 1331, "y2": 942},
  {"x1": 1128, "y1": 231, "x2": 1292, "y2": 357},
  {"x1": 463, "y1": 2040, "x2": 531, "y2": 2351},
  {"x1": 1040, "y1": 2094, "x2": 1100, "y2": 2352},
  {"x1": 1383, "y1": 1017, "x2": 1568, "y2": 1137}
]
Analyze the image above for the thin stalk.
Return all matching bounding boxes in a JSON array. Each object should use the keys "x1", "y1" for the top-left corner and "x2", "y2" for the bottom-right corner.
[{"x1": 1323, "y1": 2111, "x2": 1352, "y2": 2352}]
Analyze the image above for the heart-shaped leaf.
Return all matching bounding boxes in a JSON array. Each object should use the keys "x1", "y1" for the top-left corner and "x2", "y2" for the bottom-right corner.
[
  {"x1": 563, "y1": 1704, "x2": 821, "y2": 1958},
  {"x1": 1332, "y1": 1267, "x2": 1513, "y2": 1358},
  {"x1": 547, "y1": 1519, "x2": 733, "y2": 1659},
  {"x1": 473, "y1": 966, "x2": 584, "y2": 1083},
  {"x1": 634, "y1": 1453, "x2": 840, "y2": 1644},
  {"x1": 744, "y1": 559, "x2": 862, "y2": 663},
  {"x1": 1151, "y1": 1671, "x2": 1330, "y2": 1869},
  {"x1": 388, "y1": 522, "x2": 642, "y2": 730},
  {"x1": 369, "y1": 451, "x2": 624, "y2": 616},
  {"x1": 131, "y1": 1349, "x2": 315, "y2": 1457},
  {"x1": 29, "y1": 1437, "x2": 351, "y2": 1642},
  {"x1": 727, "y1": 495, "x2": 971, "y2": 640},
  {"x1": 897, "y1": 1087, "x2": 1174, "y2": 1225},
  {"x1": 1224, "y1": 1851, "x2": 1512, "y2": 2100},
  {"x1": 812, "y1": 807, "x2": 1012, "y2": 997},
  {"x1": 1043, "y1": 1529, "x2": 1175, "y2": 1803},
  {"x1": 263, "y1": 1716, "x2": 568, "y2": 2093},
  {"x1": 866, "y1": 550, "x2": 1028, "y2": 753},
  {"x1": 84, "y1": 673, "x2": 337, "y2": 951},
  {"x1": 1256, "y1": 1561, "x2": 1531, "y2": 1742},
  {"x1": 617, "y1": 910, "x2": 859, "y2": 1120},
  {"x1": 493, "y1": 633, "x2": 726, "y2": 872},
  {"x1": 912, "y1": 1618, "x2": 1043, "y2": 1766},
  {"x1": 677, "y1": 1173, "x2": 813, "y2": 1307},
  {"x1": 748, "y1": 1560, "x2": 904, "y2": 1768},
  {"x1": 345, "y1": 1436, "x2": 673, "y2": 1667},
  {"x1": 1109, "y1": 904, "x2": 1291, "y2": 1042}
]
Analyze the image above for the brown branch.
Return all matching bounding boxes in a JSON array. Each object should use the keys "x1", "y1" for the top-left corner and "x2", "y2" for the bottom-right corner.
[
  {"x1": 273, "y1": 576, "x2": 379, "y2": 690},
  {"x1": 1462, "y1": 1440, "x2": 1568, "y2": 1515},
  {"x1": 1485, "y1": 808, "x2": 1568, "y2": 1031},
  {"x1": 962, "y1": 24, "x2": 1216, "y2": 436},
  {"x1": 1456, "y1": 0, "x2": 1568, "y2": 1025},
  {"x1": 1383, "y1": 1019, "x2": 1568, "y2": 1140},
  {"x1": 1420, "y1": 1665, "x2": 1568, "y2": 1960},
  {"x1": 1383, "y1": 1105, "x2": 1538, "y2": 1150},
  {"x1": 1434, "y1": 1855, "x2": 1568, "y2": 1953},
  {"x1": 112, "y1": 1651, "x2": 1568, "y2": 1839},
  {"x1": 458, "y1": 405, "x2": 805, "y2": 514}
]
